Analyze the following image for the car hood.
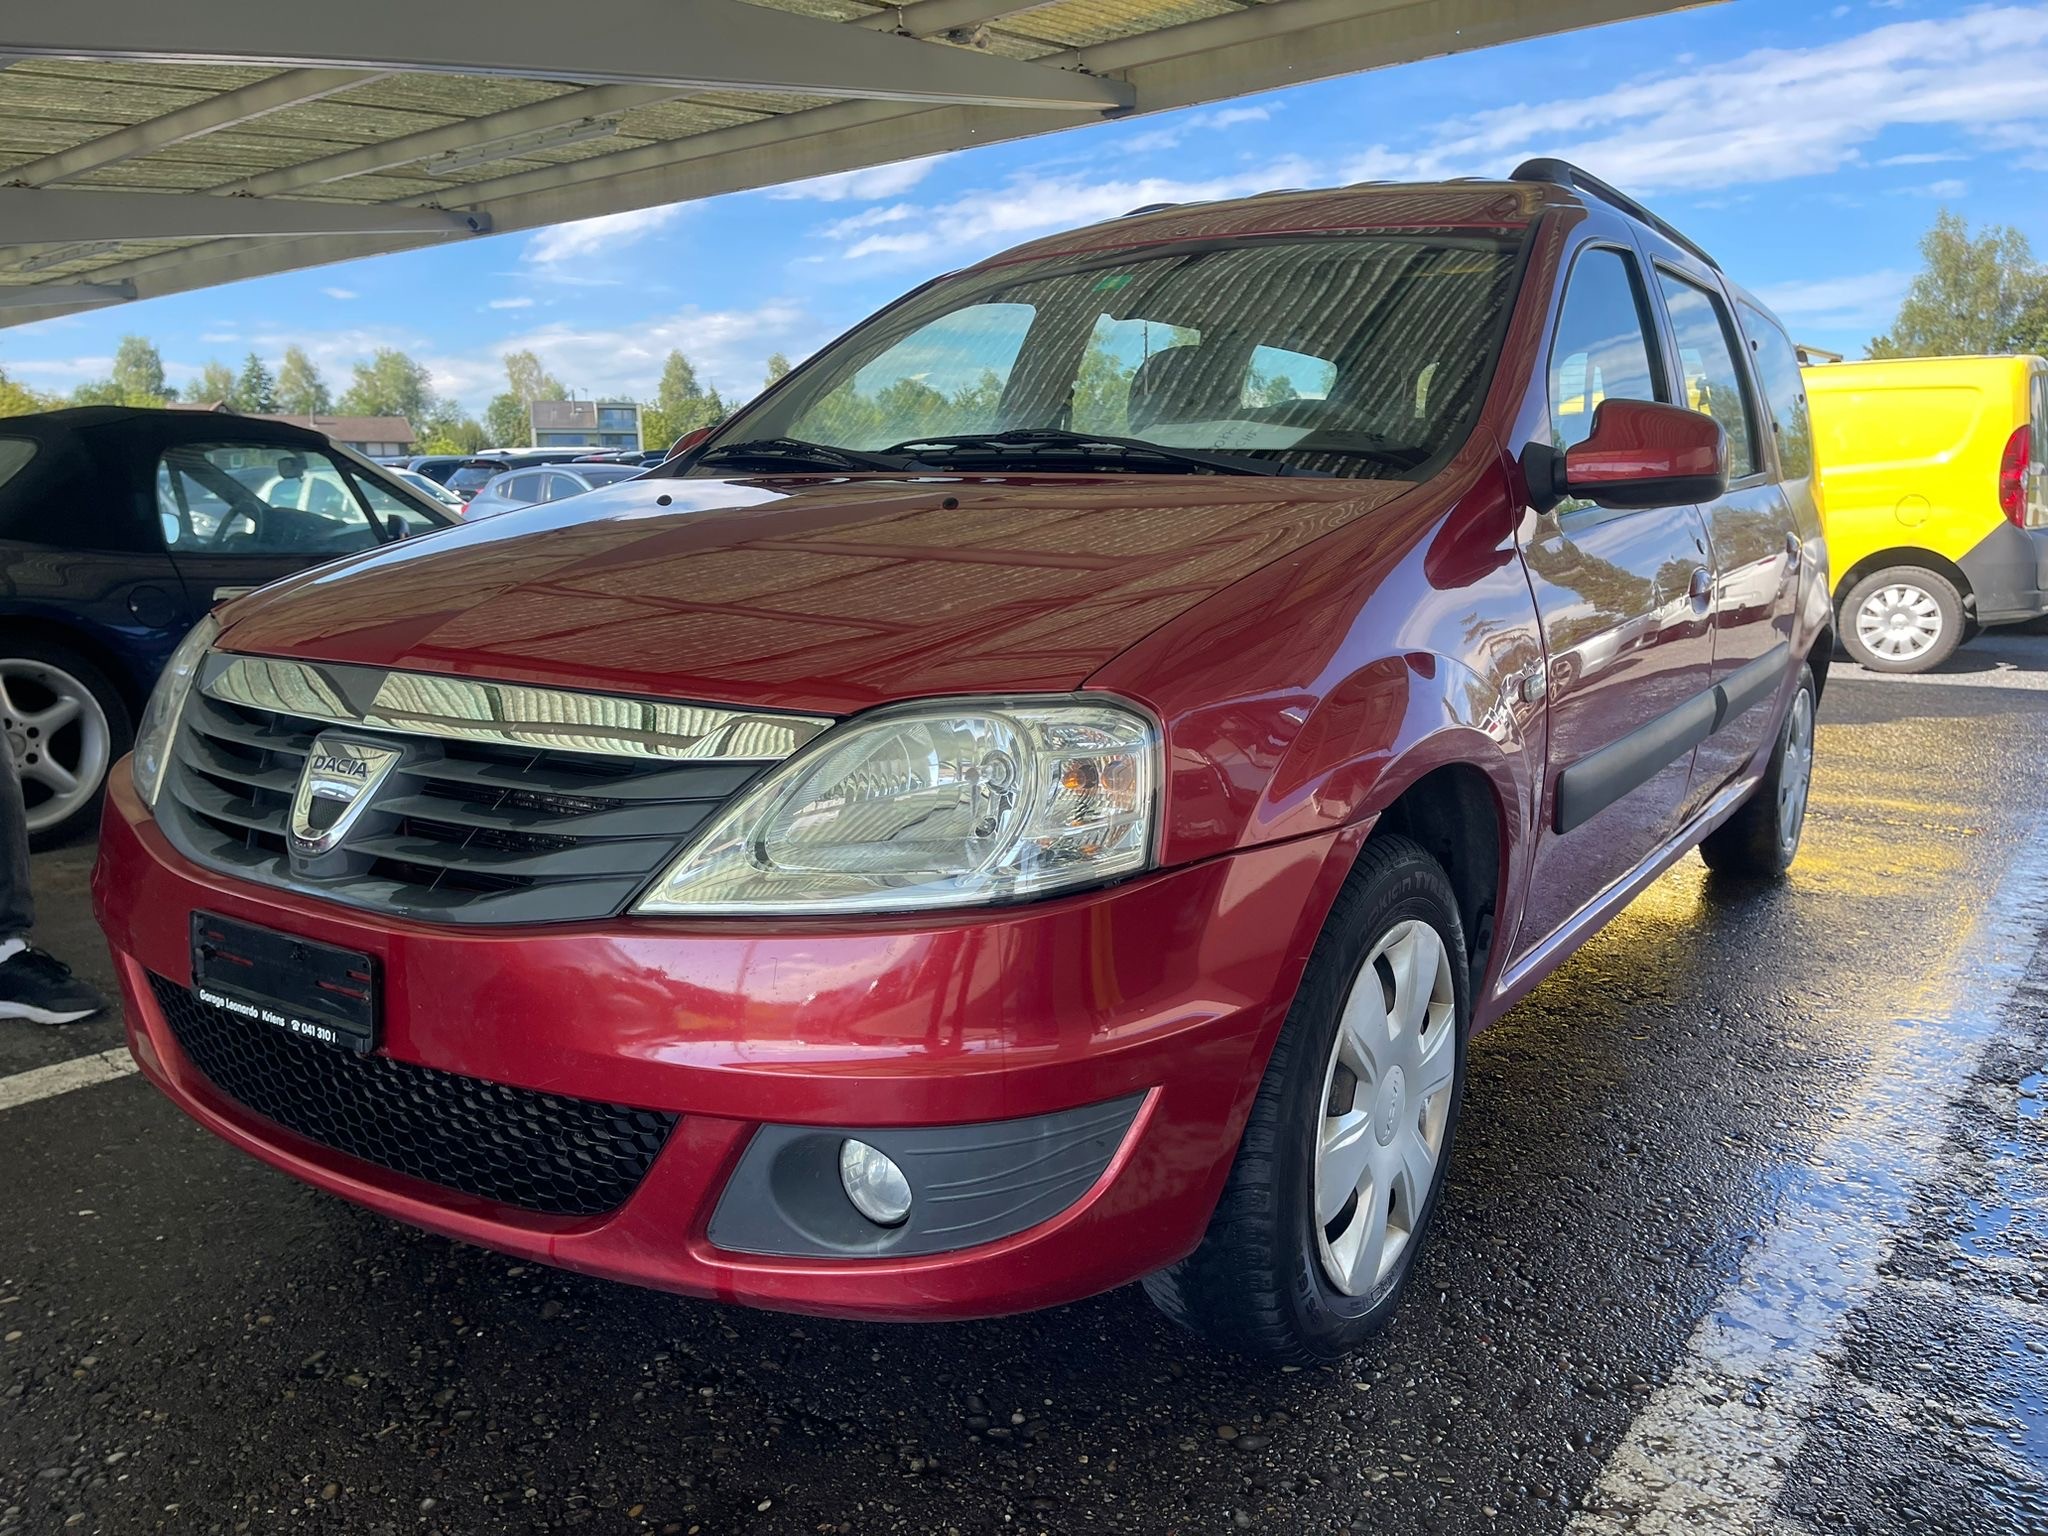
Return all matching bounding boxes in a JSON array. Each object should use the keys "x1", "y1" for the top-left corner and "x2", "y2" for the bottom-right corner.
[{"x1": 216, "y1": 472, "x2": 1412, "y2": 715}]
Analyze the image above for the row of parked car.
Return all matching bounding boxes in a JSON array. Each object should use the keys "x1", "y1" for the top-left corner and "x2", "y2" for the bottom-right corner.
[{"x1": 379, "y1": 446, "x2": 668, "y2": 517}]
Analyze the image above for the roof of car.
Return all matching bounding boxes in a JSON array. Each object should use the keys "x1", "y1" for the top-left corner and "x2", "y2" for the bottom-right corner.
[
  {"x1": 1, "y1": 404, "x2": 332, "y2": 449},
  {"x1": 978, "y1": 161, "x2": 1716, "y2": 274}
]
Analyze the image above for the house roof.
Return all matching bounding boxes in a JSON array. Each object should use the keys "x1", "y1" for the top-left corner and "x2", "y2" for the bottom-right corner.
[
  {"x1": 257, "y1": 412, "x2": 415, "y2": 442},
  {"x1": 0, "y1": 0, "x2": 1708, "y2": 327}
]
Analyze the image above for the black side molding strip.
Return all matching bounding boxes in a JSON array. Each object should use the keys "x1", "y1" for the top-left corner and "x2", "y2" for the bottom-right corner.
[{"x1": 1553, "y1": 642, "x2": 1790, "y2": 834}]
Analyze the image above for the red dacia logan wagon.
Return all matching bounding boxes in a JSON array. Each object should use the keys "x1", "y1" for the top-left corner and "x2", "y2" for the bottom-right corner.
[{"x1": 95, "y1": 160, "x2": 1829, "y2": 1360}]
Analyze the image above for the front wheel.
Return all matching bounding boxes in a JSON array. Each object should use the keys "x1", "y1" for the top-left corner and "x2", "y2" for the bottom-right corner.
[
  {"x1": 1143, "y1": 834, "x2": 1468, "y2": 1361},
  {"x1": 1, "y1": 640, "x2": 132, "y2": 848},
  {"x1": 1699, "y1": 664, "x2": 1816, "y2": 880},
  {"x1": 1841, "y1": 566, "x2": 1965, "y2": 673}
]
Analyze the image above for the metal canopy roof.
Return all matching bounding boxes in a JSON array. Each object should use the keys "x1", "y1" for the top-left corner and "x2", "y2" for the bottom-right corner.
[{"x1": 0, "y1": 0, "x2": 1709, "y2": 329}]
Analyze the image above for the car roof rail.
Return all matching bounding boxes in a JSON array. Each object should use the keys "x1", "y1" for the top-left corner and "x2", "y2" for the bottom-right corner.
[{"x1": 1510, "y1": 157, "x2": 1721, "y2": 272}]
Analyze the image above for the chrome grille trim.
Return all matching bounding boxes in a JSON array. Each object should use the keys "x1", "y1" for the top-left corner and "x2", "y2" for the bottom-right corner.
[{"x1": 203, "y1": 654, "x2": 832, "y2": 763}]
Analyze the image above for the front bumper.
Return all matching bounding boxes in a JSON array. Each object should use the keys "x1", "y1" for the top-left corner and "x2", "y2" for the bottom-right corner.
[
  {"x1": 1959, "y1": 521, "x2": 2048, "y2": 624},
  {"x1": 94, "y1": 771, "x2": 1341, "y2": 1320}
]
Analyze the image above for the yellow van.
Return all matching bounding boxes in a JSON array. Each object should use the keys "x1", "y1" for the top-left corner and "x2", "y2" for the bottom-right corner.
[{"x1": 1803, "y1": 354, "x2": 2048, "y2": 671}]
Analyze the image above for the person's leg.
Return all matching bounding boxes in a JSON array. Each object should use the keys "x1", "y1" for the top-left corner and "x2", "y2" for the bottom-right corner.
[
  {"x1": 0, "y1": 742, "x2": 105, "y2": 1024},
  {"x1": 0, "y1": 740, "x2": 31, "y2": 947}
]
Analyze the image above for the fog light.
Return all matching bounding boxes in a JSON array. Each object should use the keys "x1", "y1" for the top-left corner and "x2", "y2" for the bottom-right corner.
[{"x1": 838, "y1": 1139, "x2": 912, "y2": 1227}]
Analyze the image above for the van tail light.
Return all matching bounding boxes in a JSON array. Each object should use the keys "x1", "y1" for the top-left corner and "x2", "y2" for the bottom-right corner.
[{"x1": 1999, "y1": 423, "x2": 2030, "y2": 528}]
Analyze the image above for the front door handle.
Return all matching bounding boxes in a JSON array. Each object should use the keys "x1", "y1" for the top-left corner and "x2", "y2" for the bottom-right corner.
[
  {"x1": 1689, "y1": 566, "x2": 1714, "y2": 609},
  {"x1": 1784, "y1": 531, "x2": 1802, "y2": 567}
]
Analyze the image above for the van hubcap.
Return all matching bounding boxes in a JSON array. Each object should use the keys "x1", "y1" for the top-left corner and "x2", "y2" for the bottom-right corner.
[
  {"x1": 1855, "y1": 583, "x2": 1943, "y2": 661},
  {"x1": 1314, "y1": 919, "x2": 1456, "y2": 1299}
]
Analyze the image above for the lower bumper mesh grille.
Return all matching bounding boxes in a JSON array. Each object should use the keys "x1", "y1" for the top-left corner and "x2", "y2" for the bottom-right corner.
[{"x1": 148, "y1": 974, "x2": 676, "y2": 1217}]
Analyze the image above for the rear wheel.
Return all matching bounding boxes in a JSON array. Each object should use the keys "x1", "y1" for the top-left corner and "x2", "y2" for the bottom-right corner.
[
  {"x1": 1, "y1": 639, "x2": 132, "y2": 848},
  {"x1": 1143, "y1": 834, "x2": 1468, "y2": 1361},
  {"x1": 1841, "y1": 566, "x2": 1965, "y2": 673},
  {"x1": 1699, "y1": 664, "x2": 1816, "y2": 880}
]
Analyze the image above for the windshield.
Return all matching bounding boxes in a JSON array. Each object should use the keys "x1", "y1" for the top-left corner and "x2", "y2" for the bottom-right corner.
[
  {"x1": 577, "y1": 465, "x2": 643, "y2": 486},
  {"x1": 694, "y1": 234, "x2": 1523, "y2": 480},
  {"x1": 447, "y1": 462, "x2": 497, "y2": 493}
]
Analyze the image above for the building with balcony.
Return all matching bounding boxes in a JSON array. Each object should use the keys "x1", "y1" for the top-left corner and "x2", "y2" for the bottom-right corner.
[{"x1": 529, "y1": 399, "x2": 642, "y2": 452}]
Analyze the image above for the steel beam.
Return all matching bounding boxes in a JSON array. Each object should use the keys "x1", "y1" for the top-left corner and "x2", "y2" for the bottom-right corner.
[
  {"x1": 0, "y1": 189, "x2": 490, "y2": 244},
  {"x1": 4, "y1": 68, "x2": 380, "y2": 187},
  {"x1": 0, "y1": 0, "x2": 1132, "y2": 110},
  {"x1": 0, "y1": 280, "x2": 137, "y2": 312}
]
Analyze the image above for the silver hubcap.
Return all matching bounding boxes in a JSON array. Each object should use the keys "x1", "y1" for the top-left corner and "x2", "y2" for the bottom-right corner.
[
  {"x1": 1314, "y1": 919, "x2": 1457, "y2": 1299},
  {"x1": 0, "y1": 659, "x2": 110, "y2": 835},
  {"x1": 1777, "y1": 687, "x2": 1814, "y2": 857},
  {"x1": 1855, "y1": 582, "x2": 1943, "y2": 661}
]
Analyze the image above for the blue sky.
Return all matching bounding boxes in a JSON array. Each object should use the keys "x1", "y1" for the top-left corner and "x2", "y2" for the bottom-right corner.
[{"x1": 5, "y1": 0, "x2": 2046, "y2": 415}]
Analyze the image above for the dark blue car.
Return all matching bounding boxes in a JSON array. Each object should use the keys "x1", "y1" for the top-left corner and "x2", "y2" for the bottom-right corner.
[{"x1": 0, "y1": 407, "x2": 454, "y2": 845}]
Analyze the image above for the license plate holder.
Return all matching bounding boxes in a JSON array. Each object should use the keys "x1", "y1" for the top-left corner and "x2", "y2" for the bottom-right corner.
[{"x1": 189, "y1": 912, "x2": 378, "y2": 1055}]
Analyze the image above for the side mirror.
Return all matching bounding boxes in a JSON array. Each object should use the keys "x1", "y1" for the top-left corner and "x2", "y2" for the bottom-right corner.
[{"x1": 1522, "y1": 400, "x2": 1728, "y2": 513}]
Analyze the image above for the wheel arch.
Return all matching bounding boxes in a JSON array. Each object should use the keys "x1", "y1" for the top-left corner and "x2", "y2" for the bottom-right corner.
[
  {"x1": 0, "y1": 616, "x2": 152, "y2": 713},
  {"x1": 1832, "y1": 546, "x2": 1974, "y2": 616},
  {"x1": 1363, "y1": 761, "x2": 1506, "y2": 1005}
]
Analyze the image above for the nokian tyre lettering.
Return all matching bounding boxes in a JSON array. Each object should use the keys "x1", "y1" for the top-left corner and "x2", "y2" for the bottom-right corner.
[{"x1": 1142, "y1": 833, "x2": 1469, "y2": 1362}]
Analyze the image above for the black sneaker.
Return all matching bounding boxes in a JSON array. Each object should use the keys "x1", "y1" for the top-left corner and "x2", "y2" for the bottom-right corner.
[{"x1": 0, "y1": 947, "x2": 107, "y2": 1025}]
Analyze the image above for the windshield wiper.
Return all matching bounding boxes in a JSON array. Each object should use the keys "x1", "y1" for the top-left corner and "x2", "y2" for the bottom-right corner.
[
  {"x1": 881, "y1": 429, "x2": 1294, "y2": 478},
  {"x1": 692, "y1": 437, "x2": 908, "y2": 472}
]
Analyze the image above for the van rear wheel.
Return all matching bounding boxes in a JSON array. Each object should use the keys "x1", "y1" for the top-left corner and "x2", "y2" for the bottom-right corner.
[{"x1": 1841, "y1": 566, "x2": 1964, "y2": 673}]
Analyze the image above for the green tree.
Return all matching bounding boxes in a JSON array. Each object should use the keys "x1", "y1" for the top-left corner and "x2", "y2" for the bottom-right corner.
[
  {"x1": 337, "y1": 347, "x2": 439, "y2": 424},
  {"x1": 1870, "y1": 210, "x2": 2048, "y2": 358},
  {"x1": 641, "y1": 349, "x2": 727, "y2": 451},
  {"x1": 183, "y1": 360, "x2": 238, "y2": 404},
  {"x1": 233, "y1": 351, "x2": 278, "y2": 413},
  {"x1": 503, "y1": 348, "x2": 566, "y2": 407},
  {"x1": 274, "y1": 345, "x2": 332, "y2": 414},
  {"x1": 417, "y1": 416, "x2": 490, "y2": 454},
  {"x1": 0, "y1": 367, "x2": 51, "y2": 418},
  {"x1": 110, "y1": 334, "x2": 169, "y2": 405},
  {"x1": 763, "y1": 352, "x2": 792, "y2": 389},
  {"x1": 484, "y1": 392, "x2": 527, "y2": 447}
]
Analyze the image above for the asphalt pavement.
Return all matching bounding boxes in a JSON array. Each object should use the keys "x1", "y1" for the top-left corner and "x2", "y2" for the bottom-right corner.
[{"x1": 4, "y1": 631, "x2": 2047, "y2": 1536}]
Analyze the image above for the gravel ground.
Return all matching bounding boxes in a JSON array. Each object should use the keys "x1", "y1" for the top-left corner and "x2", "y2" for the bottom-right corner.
[{"x1": 2, "y1": 634, "x2": 2045, "y2": 1535}]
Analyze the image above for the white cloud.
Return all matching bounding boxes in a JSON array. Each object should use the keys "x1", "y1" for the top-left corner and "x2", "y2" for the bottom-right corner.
[
  {"x1": 523, "y1": 204, "x2": 684, "y2": 266},
  {"x1": 1119, "y1": 103, "x2": 1275, "y2": 155},
  {"x1": 1901, "y1": 177, "x2": 1968, "y2": 197},
  {"x1": 769, "y1": 155, "x2": 945, "y2": 203},
  {"x1": 831, "y1": 156, "x2": 1318, "y2": 268},
  {"x1": 481, "y1": 301, "x2": 816, "y2": 404},
  {"x1": 321, "y1": 287, "x2": 358, "y2": 300},
  {"x1": 488, "y1": 296, "x2": 536, "y2": 310},
  {"x1": 1876, "y1": 150, "x2": 1969, "y2": 165},
  {"x1": 200, "y1": 330, "x2": 240, "y2": 344},
  {"x1": 1337, "y1": 5, "x2": 2048, "y2": 194},
  {"x1": 1753, "y1": 268, "x2": 1912, "y2": 330}
]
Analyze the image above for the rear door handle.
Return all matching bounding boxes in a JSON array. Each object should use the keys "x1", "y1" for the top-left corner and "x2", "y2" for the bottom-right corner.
[
  {"x1": 1784, "y1": 531, "x2": 1802, "y2": 567},
  {"x1": 1689, "y1": 566, "x2": 1714, "y2": 608}
]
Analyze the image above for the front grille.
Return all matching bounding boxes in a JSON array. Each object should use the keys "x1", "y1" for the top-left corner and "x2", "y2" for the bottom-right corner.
[
  {"x1": 149, "y1": 974, "x2": 676, "y2": 1216},
  {"x1": 158, "y1": 689, "x2": 768, "y2": 924}
]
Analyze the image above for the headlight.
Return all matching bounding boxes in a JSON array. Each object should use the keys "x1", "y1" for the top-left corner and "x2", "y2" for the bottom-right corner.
[
  {"x1": 635, "y1": 697, "x2": 1158, "y2": 915},
  {"x1": 131, "y1": 614, "x2": 218, "y2": 808}
]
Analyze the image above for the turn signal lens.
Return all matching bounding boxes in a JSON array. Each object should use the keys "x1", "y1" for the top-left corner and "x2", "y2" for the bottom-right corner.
[{"x1": 131, "y1": 614, "x2": 219, "y2": 809}]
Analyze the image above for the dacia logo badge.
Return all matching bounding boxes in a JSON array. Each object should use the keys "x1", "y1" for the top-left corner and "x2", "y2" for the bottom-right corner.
[{"x1": 289, "y1": 734, "x2": 403, "y2": 855}]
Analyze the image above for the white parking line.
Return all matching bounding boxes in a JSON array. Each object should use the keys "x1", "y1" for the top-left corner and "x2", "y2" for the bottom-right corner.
[
  {"x1": 1570, "y1": 818, "x2": 2048, "y2": 1533},
  {"x1": 0, "y1": 1048, "x2": 138, "y2": 1113}
]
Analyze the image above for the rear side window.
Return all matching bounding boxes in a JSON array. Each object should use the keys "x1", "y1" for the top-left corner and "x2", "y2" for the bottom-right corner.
[
  {"x1": 1657, "y1": 271, "x2": 1758, "y2": 480},
  {"x1": 502, "y1": 473, "x2": 543, "y2": 503},
  {"x1": 1737, "y1": 301, "x2": 1814, "y2": 480},
  {"x1": 0, "y1": 437, "x2": 34, "y2": 494},
  {"x1": 1548, "y1": 246, "x2": 1665, "y2": 450}
]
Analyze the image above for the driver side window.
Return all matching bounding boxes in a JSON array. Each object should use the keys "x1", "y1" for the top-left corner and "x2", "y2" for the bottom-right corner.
[{"x1": 156, "y1": 442, "x2": 382, "y2": 557}]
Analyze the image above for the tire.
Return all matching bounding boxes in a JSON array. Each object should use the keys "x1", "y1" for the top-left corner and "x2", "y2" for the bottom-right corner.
[
  {"x1": 1840, "y1": 566, "x2": 1965, "y2": 673},
  {"x1": 0, "y1": 637, "x2": 133, "y2": 849},
  {"x1": 1698, "y1": 663, "x2": 1816, "y2": 880},
  {"x1": 1143, "y1": 834, "x2": 1469, "y2": 1362}
]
